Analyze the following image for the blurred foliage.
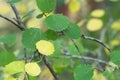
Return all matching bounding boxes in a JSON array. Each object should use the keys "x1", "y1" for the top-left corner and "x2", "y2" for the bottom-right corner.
[{"x1": 0, "y1": 0, "x2": 120, "y2": 80}]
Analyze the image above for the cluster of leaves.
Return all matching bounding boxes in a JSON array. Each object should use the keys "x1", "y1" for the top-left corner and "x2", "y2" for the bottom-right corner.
[{"x1": 0, "y1": 0, "x2": 120, "y2": 80}]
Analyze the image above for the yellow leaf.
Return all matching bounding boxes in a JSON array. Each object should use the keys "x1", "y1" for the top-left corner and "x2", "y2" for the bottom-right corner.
[
  {"x1": 110, "y1": 39, "x2": 119, "y2": 47},
  {"x1": 27, "y1": 18, "x2": 41, "y2": 28},
  {"x1": 25, "y1": 62, "x2": 41, "y2": 76},
  {"x1": 69, "y1": 0, "x2": 80, "y2": 13},
  {"x1": 91, "y1": 9, "x2": 105, "y2": 17},
  {"x1": 5, "y1": 77, "x2": 16, "y2": 80},
  {"x1": 0, "y1": 2, "x2": 10, "y2": 14},
  {"x1": 87, "y1": 18, "x2": 103, "y2": 31},
  {"x1": 92, "y1": 69, "x2": 106, "y2": 80},
  {"x1": 111, "y1": 21, "x2": 120, "y2": 31},
  {"x1": 17, "y1": 5, "x2": 28, "y2": 14},
  {"x1": 36, "y1": 40, "x2": 55, "y2": 56}
]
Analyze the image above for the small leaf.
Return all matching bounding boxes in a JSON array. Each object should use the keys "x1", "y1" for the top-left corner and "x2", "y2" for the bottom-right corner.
[
  {"x1": 36, "y1": 14, "x2": 44, "y2": 19},
  {"x1": 74, "y1": 64, "x2": 93, "y2": 80},
  {"x1": 5, "y1": 61, "x2": 25, "y2": 75},
  {"x1": 44, "y1": 30, "x2": 58, "y2": 40},
  {"x1": 22, "y1": 9, "x2": 36, "y2": 19},
  {"x1": 8, "y1": 0, "x2": 22, "y2": 3},
  {"x1": 45, "y1": 14, "x2": 70, "y2": 31},
  {"x1": 36, "y1": 0, "x2": 56, "y2": 13},
  {"x1": 110, "y1": 50, "x2": 120, "y2": 66},
  {"x1": 36, "y1": 40, "x2": 55, "y2": 56},
  {"x1": 87, "y1": 18, "x2": 103, "y2": 31},
  {"x1": 64, "y1": 23, "x2": 81, "y2": 39},
  {"x1": 25, "y1": 62, "x2": 41, "y2": 76},
  {"x1": 91, "y1": 9, "x2": 105, "y2": 17},
  {"x1": 0, "y1": 34, "x2": 16, "y2": 47},
  {"x1": 0, "y1": 51, "x2": 16, "y2": 66},
  {"x1": 22, "y1": 28, "x2": 46, "y2": 50}
]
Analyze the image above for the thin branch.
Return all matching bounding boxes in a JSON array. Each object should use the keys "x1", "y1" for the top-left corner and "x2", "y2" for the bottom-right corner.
[
  {"x1": 71, "y1": 39, "x2": 87, "y2": 64},
  {"x1": 29, "y1": 51, "x2": 38, "y2": 62},
  {"x1": 81, "y1": 34, "x2": 111, "y2": 52},
  {"x1": 52, "y1": 54, "x2": 113, "y2": 68},
  {"x1": 10, "y1": 3, "x2": 25, "y2": 29},
  {"x1": 42, "y1": 55, "x2": 58, "y2": 80},
  {"x1": 23, "y1": 48, "x2": 29, "y2": 80},
  {"x1": 0, "y1": 14, "x2": 24, "y2": 30}
]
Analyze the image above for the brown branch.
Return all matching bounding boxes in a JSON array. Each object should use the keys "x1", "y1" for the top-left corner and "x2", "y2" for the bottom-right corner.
[
  {"x1": 0, "y1": 14, "x2": 24, "y2": 30},
  {"x1": 71, "y1": 39, "x2": 88, "y2": 65},
  {"x1": 81, "y1": 34, "x2": 111, "y2": 52},
  {"x1": 52, "y1": 54, "x2": 113, "y2": 68},
  {"x1": 10, "y1": 3, "x2": 25, "y2": 30},
  {"x1": 29, "y1": 51, "x2": 38, "y2": 62},
  {"x1": 43, "y1": 55, "x2": 58, "y2": 80}
]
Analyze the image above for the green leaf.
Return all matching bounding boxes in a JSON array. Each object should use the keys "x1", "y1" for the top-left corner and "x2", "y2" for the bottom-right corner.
[
  {"x1": 8, "y1": 0, "x2": 22, "y2": 3},
  {"x1": 36, "y1": 14, "x2": 44, "y2": 19},
  {"x1": 64, "y1": 23, "x2": 81, "y2": 39},
  {"x1": 45, "y1": 14, "x2": 70, "y2": 31},
  {"x1": 44, "y1": 30, "x2": 58, "y2": 40},
  {"x1": 22, "y1": 9, "x2": 36, "y2": 19},
  {"x1": 0, "y1": 34, "x2": 16, "y2": 47},
  {"x1": 5, "y1": 61, "x2": 25, "y2": 75},
  {"x1": 110, "y1": 50, "x2": 120, "y2": 66},
  {"x1": 74, "y1": 64, "x2": 93, "y2": 80},
  {"x1": 36, "y1": 0, "x2": 56, "y2": 13},
  {"x1": 22, "y1": 28, "x2": 46, "y2": 50},
  {"x1": 0, "y1": 51, "x2": 16, "y2": 66}
]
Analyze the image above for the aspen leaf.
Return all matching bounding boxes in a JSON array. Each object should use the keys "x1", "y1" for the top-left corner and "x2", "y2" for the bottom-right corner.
[
  {"x1": 91, "y1": 9, "x2": 105, "y2": 17},
  {"x1": 87, "y1": 18, "x2": 103, "y2": 31},
  {"x1": 45, "y1": 14, "x2": 70, "y2": 31},
  {"x1": 36, "y1": 0, "x2": 56, "y2": 13},
  {"x1": 74, "y1": 64, "x2": 93, "y2": 80},
  {"x1": 5, "y1": 61, "x2": 25, "y2": 75},
  {"x1": 36, "y1": 40, "x2": 55, "y2": 56},
  {"x1": 110, "y1": 50, "x2": 120, "y2": 66},
  {"x1": 111, "y1": 21, "x2": 120, "y2": 31},
  {"x1": 5, "y1": 76, "x2": 16, "y2": 80},
  {"x1": 69, "y1": 0, "x2": 80, "y2": 13},
  {"x1": 0, "y1": 2, "x2": 10, "y2": 14},
  {"x1": 25, "y1": 62, "x2": 41, "y2": 76},
  {"x1": 22, "y1": 28, "x2": 46, "y2": 50},
  {"x1": 64, "y1": 23, "x2": 81, "y2": 39}
]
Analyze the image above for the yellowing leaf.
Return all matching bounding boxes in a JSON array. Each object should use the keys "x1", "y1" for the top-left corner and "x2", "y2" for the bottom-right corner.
[
  {"x1": 111, "y1": 21, "x2": 120, "y2": 31},
  {"x1": 27, "y1": 18, "x2": 41, "y2": 28},
  {"x1": 91, "y1": 9, "x2": 105, "y2": 17},
  {"x1": 5, "y1": 76, "x2": 16, "y2": 80},
  {"x1": 110, "y1": 39, "x2": 119, "y2": 47},
  {"x1": 69, "y1": 0, "x2": 80, "y2": 13},
  {"x1": 0, "y1": 2, "x2": 10, "y2": 14},
  {"x1": 25, "y1": 62, "x2": 41, "y2": 76},
  {"x1": 17, "y1": 5, "x2": 28, "y2": 14},
  {"x1": 36, "y1": 40, "x2": 55, "y2": 56},
  {"x1": 87, "y1": 18, "x2": 103, "y2": 31},
  {"x1": 92, "y1": 69, "x2": 106, "y2": 80}
]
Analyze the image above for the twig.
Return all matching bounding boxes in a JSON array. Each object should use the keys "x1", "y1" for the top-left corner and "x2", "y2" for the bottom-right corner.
[
  {"x1": 81, "y1": 34, "x2": 111, "y2": 52},
  {"x1": 29, "y1": 51, "x2": 38, "y2": 62},
  {"x1": 52, "y1": 54, "x2": 113, "y2": 68},
  {"x1": 42, "y1": 55, "x2": 58, "y2": 80},
  {"x1": 23, "y1": 48, "x2": 29, "y2": 80},
  {"x1": 10, "y1": 3, "x2": 25, "y2": 30},
  {"x1": 0, "y1": 14, "x2": 24, "y2": 30},
  {"x1": 71, "y1": 39, "x2": 87, "y2": 64}
]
